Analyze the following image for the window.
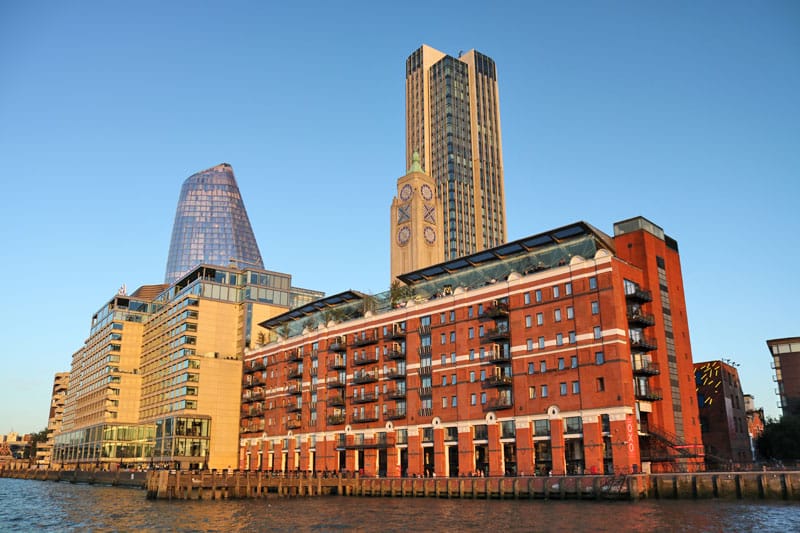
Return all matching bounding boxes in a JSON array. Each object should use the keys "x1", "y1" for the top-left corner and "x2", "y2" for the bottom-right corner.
[
  {"x1": 469, "y1": 349, "x2": 475, "y2": 361},
  {"x1": 451, "y1": 353, "x2": 456, "y2": 364},
  {"x1": 526, "y1": 315, "x2": 532, "y2": 328},
  {"x1": 591, "y1": 301, "x2": 599, "y2": 315},
  {"x1": 481, "y1": 392, "x2": 487, "y2": 404},
  {"x1": 556, "y1": 333, "x2": 563, "y2": 346},
  {"x1": 527, "y1": 339, "x2": 534, "y2": 351},
  {"x1": 450, "y1": 331, "x2": 456, "y2": 343},
  {"x1": 540, "y1": 361, "x2": 547, "y2": 373},
  {"x1": 558, "y1": 357, "x2": 565, "y2": 370},
  {"x1": 593, "y1": 326, "x2": 602, "y2": 339},
  {"x1": 451, "y1": 373, "x2": 457, "y2": 385},
  {"x1": 535, "y1": 289, "x2": 542, "y2": 302},
  {"x1": 470, "y1": 393, "x2": 476, "y2": 405},
  {"x1": 468, "y1": 327, "x2": 474, "y2": 339},
  {"x1": 572, "y1": 381, "x2": 580, "y2": 394},
  {"x1": 553, "y1": 286, "x2": 560, "y2": 298},
  {"x1": 589, "y1": 277, "x2": 597, "y2": 290},
  {"x1": 538, "y1": 336, "x2": 545, "y2": 349},
  {"x1": 480, "y1": 370, "x2": 486, "y2": 381},
  {"x1": 479, "y1": 325, "x2": 484, "y2": 337},
  {"x1": 470, "y1": 371, "x2": 475, "y2": 382},
  {"x1": 597, "y1": 378, "x2": 606, "y2": 392},
  {"x1": 480, "y1": 347, "x2": 485, "y2": 359},
  {"x1": 571, "y1": 355, "x2": 578, "y2": 368},
  {"x1": 569, "y1": 331, "x2": 576, "y2": 344},
  {"x1": 529, "y1": 386, "x2": 536, "y2": 399},
  {"x1": 541, "y1": 385, "x2": 548, "y2": 397},
  {"x1": 560, "y1": 382, "x2": 567, "y2": 396},
  {"x1": 554, "y1": 309, "x2": 562, "y2": 322},
  {"x1": 451, "y1": 396, "x2": 457, "y2": 407},
  {"x1": 478, "y1": 304, "x2": 483, "y2": 315},
  {"x1": 524, "y1": 292, "x2": 531, "y2": 305},
  {"x1": 442, "y1": 396, "x2": 448, "y2": 408},
  {"x1": 442, "y1": 376, "x2": 447, "y2": 387},
  {"x1": 565, "y1": 282, "x2": 572, "y2": 295},
  {"x1": 440, "y1": 312, "x2": 446, "y2": 324},
  {"x1": 468, "y1": 307, "x2": 474, "y2": 318},
  {"x1": 441, "y1": 333, "x2": 446, "y2": 345},
  {"x1": 595, "y1": 351, "x2": 605, "y2": 365},
  {"x1": 567, "y1": 306, "x2": 574, "y2": 319},
  {"x1": 536, "y1": 312, "x2": 543, "y2": 326},
  {"x1": 450, "y1": 311, "x2": 455, "y2": 322}
]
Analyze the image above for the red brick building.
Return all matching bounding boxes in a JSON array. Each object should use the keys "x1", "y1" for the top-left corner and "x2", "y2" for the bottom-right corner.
[{"x1": 239, "y1": 217, "x2": 704, "y2": 476}]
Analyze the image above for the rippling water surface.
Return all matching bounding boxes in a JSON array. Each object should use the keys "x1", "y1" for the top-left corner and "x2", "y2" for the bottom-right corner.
[{"x1": 1, "y1": 478, "x2": 798, "y2": 532}]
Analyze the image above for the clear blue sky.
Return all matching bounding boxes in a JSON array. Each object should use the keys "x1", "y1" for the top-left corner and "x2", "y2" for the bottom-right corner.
[{"x1": 1, "y1": 1, "x2": 798, "y2": 434}]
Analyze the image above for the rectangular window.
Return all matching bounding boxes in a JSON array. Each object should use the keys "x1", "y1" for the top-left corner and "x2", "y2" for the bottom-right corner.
[
  {"x1": 440, "y1": 312, "x2": 446, "y2": 324},
  {"x1": 541, "y1": 385, "x2": 548, "y2": 398},
  {"x1": 442, "y1": 396, "x2": 448, "y2": 408},
  {"x1": 451, "y1": 373, "x2": 457, "y2": 385},
  {"x1": 481, "y1": 392, "x2": 487, "y2": 404},
  {"x1": 468, "y1": 327, "x2": 474, "y2": 339},
  {"x1": 469, "y1": 349, "x2": 475, "y2": 361},
  {"x1": 442, "y1": 376, "x2": 447, "y2": 387},
  {"x1": 441, "y1": 354, "x2": 447, "y2": 366},
  {"x1": 535, "y1": 289, "x2": 542, "y2": 302},
  {"x1": 596, "y1": 377, "x2": 605, "y2": 392},
  {"x1": 589, "y1": 277, "x2": 597, "y2": 290},
  {"x1": 441, "y1": 333, "x2": 446, "y2": 345},
  {"x1": 450, "y1": 311, "x2": 455, "y2": 322},
  {"x1": 468, "y1": 307, "x2": 474, "y2": 318},
  {"x1": 536, "y1": 312, "x2": 543, "y2": 326},
  {"x1": 572, "y1": 381, "x2": 580, "y2": 394},
  {"x1": 591, "y1": 301, "x2": 599, "y2": 315},
  {"x1": 524, "y1": 292, "x2": 531, "y2": 305},
  {"x1": 571, "y1": 355, "x2": 578, "y2": 368},
  {"x1": 526, "y1": 315, "x2": 532, "y2": 328},
  {"x1": 451, "y1": 395, "x2": 457, "y2": 407},
  {"x1": 470, "y1": 371, "x2": 475, "y2": 383},
  {"x1": 556, "y1": 333, "x2": 563, "y2": 346},
  {"x1": 451, "y1": 353, "x2": 456, "y2": 364},
  {"x1": 479, "y1": 325, "x2": 485, "y2": 337},
  {"x1": 593, "y1": 326, "x2": 602, "y2": 339},
  {"x1": 528, "y1": 362, "x2": 535, "y2": 374},
  {"x1": 553, "y1": 286, "x2": 560, "y2": 298},
  {"x1": 567, "y1": 306, "x2": 574, "y2": 319},
  {"x1": 569, "y1": 331, "x2": 576, "y2": 344},
  {"x1": 529, "y1": 386, "x2": 536, "y2": 399},
  {"x1": 450, "y1": 331, "x2": 456, "y2": 343},
  {"x1": 526, "y1": 339, "x2": 534, "y2": 351},
  {"x1": 560, "y1": 382, "x2": 568, "y2": 395},
  {"x1": 558, "y1": 357, "x2": 565, "y2": 370},
  {"x1": 538, "y1": 337, "x2": 545, "y2": 350},
  {"x1": 540, "y1": 361, "x2": 547, "y2": 373},
  {"x1": 471, "y1": 393, "x2": 476, "y2": 405},
  {"x1": 480, "y1": 369, "x2": 486, "y2": 381},
  {"x1": 595, "y1": 351, "x2": 605, "y2": 365},
  {"x1": 554, "y1": 309, "x2": 562, "y2": 322},
  {"x1": 565, "y1": 282, "x2": 572, "y2": 295}
]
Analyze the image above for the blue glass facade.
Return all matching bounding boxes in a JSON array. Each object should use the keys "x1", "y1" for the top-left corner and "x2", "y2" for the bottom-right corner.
[{"x1": 165, "y1": 163, "x2": 264, "y2": 284}]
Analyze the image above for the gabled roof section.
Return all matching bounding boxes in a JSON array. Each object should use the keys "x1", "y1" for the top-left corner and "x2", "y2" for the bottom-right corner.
[{"x1": 398, "y1": 221, "x2": 615, "y2": 285}]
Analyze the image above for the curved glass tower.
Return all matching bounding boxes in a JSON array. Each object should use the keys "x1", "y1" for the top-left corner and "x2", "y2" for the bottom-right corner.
[{"x1": 165, "y1": 163, "x2": 264, "y2": 284}]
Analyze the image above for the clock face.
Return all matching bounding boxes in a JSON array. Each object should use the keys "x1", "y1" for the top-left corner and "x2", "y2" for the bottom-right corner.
[
  {"x1": 399, "y1": 184, "x2": 413, "y2": 201},
  {"x1": 424, "y1": 226, "x2": 436, "y2": 244},
  {"x1": 421, "y1": 184, "x2": 434, "y2": 201},
  {"x1": 397, "y1": 226, "x2": 411, "y2": 245}
]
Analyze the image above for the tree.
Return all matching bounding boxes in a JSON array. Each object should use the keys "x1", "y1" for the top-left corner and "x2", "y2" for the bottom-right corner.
[{"x1": 757, "y1": 414, "x2": 800, "y2": 462}]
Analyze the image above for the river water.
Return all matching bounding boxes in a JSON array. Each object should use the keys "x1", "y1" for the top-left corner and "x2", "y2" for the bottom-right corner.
[{"x1": 1, "y1": 477, "x2": 798, "y2": 532}]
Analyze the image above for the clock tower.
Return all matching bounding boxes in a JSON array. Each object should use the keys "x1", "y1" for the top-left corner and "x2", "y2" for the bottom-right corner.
[{"x1": 390, "y1": 152, "x2": 444, "y2": 280}]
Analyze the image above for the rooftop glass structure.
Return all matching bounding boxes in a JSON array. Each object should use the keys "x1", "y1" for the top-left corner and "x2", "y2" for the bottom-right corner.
[{"x1": 165, "y1": 163, "x2": 264, "y2": 284}]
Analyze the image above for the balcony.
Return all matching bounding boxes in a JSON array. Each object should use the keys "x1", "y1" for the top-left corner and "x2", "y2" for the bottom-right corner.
[
  {"x1": 384, "y1": 408, "x2": 407, "y2": 421},
  {"x1": 633, "y1": 360, "x2": 661, "y2": 376},
  {"x1": 385, "y1": 388, "x2": 406, "y2": 400},
  {"x1": 384, "y1": 324, "x2": 407, "y2": 341},
  {"x1": 352, "y1": 333, "x2": 379, "y2": 347},
  {"x1": 485, "y1": 397, "x2": 514, "y2": 411},
  {"x1": 327, "y1": 376, "x2": 347, "y2": 389},
  {"x1": 418, "y1": 324, "x2": 432, "y2": 335},
  {"x1": 327, "y1": 393, "x2": 346, "y2": 406},
  {"x1": 286, "y1": 349, "x2": 303, "y2": 363},
  {"x1": 328, "y1": 359, "x2": 347, "y2": 371},
  {"x1": 385, "y1": 367, "x2": 406, "y2": 380},
  {"x1": 418, "y1": 407, "x2": 433, "y2": 417},
  {"x1": 483, "y1": 325, "x2": 510, "y2": 342},
  {"x1": 327, "y1": 414, "x2": 346, "y2": 425},
  {"x1": 244, "y1": 361, "x2": 265, "y2": 373},
  {"x1": 418, "y1": 345, "x2": 432, "y2": 356},
  {"x1": 351, "y1": 412, "x2": 379, "y2": 424},
  {"x1": 485, "y1": 345, "x2": 510, "y2": 364},
  {"x1": 480, "y1": 301, "x2": 509, "y2": 320},
  {"x1": 635, "y1": 387, "x2": 663, "y2": 401},
  {"x1": 418, "y1": 364, "x2": 432, "y2": 376},
  {"x1": 287, "y1": 366, "x2": 303, "y2": 379},
  {"x1": 483, "y1": 375, "x2": 513, "y2": 388},
  {"x1": 287, "y1": 383, "x2": 302, "y2": 395},
  {"x1": 329, "y1": 337, "x2": 347, "y2": 352},
  {"x1": 352, "y1": 353, "x2": 379, "y2": 366},
  {"x1": 626, "y1": 288, "x2": 653, "y2": 303},
  {"x1": 287, "y1": 403, "x2": 302, "y2": 413},
  {"x1": 627, "y1": 311, "x2": 656, "y2": 327},
  {"x1": 387, "y1": 346, "x2": 406, "y2": 360},
  {"x1": 242, "y1": 375, "x2": 265, "y2": 388},
  {"x1": 630, "y1": 336, "x2": 658, "y2": 352},
  {"x1": 352, "y1": 370, "x2": 378, "y2": 384},
  {"x1": 287, "y1": 417, "x2": 302, "y2": 430},
  {"x1": 352, "y1": 392, "x2": 378, "y2": 404},
  {"x1": 418, "y1": 386, "x2": 432, "y2": 396}
]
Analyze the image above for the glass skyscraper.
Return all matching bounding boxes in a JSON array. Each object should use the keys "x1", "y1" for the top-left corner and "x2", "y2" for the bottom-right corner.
[
  {"x1": 165, "y1": 163, "x2": 264, "y2": 284},
  {"x1": 406, "y1": 45, "x2": 506, "y2": 260}
]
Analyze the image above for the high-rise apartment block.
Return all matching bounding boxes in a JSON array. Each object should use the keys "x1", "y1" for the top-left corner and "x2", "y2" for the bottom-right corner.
[
  {"x1": 767, "y1": 337, "x2": 800, "y2": 416},
  {"x1": 165, "y1": 163, "x2": 264, "y2": 284},
  {"x1": 406, "y1": 45, "x2": 506, "y2": 261},
  {"x1": 240, "y1": 217, "x2": 704, "y2": 476}
]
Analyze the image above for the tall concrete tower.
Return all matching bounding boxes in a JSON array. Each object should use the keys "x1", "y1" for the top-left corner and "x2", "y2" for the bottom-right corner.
[
  {"x1": 165, "y1": 163, "x2": 264, "y2": 284},
  {"x1": 406, "y1": 44, "x2": 506, "y2": 260}
]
